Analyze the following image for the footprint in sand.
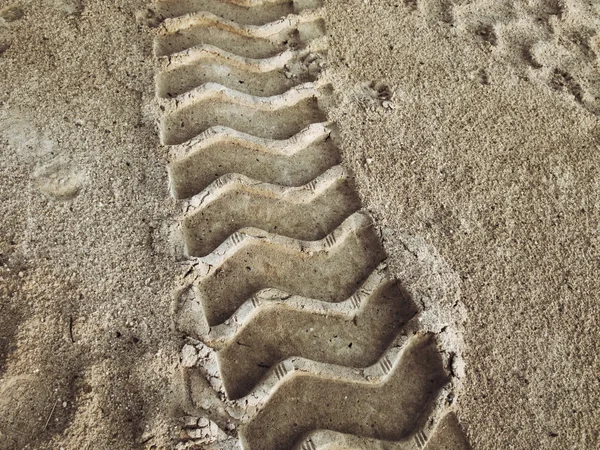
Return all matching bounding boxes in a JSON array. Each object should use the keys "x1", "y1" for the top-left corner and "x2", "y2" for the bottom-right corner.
[
  {"x1": 0, "y1": 4, "x2": 25, "y2": 55},
  {"x1": 0, "y1": 375, "x2": 53, "y2": 449},
  {"x1": 33, "y1": 158, "x2": 86, "y2": 201}
]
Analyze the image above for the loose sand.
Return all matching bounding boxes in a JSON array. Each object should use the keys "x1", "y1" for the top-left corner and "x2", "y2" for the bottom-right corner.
[{"x1": 0, "y1": 0, "x2": 598, "y2": 449}]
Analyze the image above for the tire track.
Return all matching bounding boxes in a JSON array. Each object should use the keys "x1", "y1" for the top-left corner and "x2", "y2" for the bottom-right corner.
[
  {"x1": 156, "y1": 41, "x2": 326, "y2": 98},
  {"x1": 180, "y1": 334, "x2": 448, "y2": 449},
  {"x1": 191, "y1": 212, "x2": 385, "y2": 326},
  {"x1": 154, "y1": 10, "x2": 325, "y2": 57},
  {"x1": 180, "y1": 165, "x2": 361, "y2": 257},
  {"x1": 167, "y1": 123, "x2": 339, "y2": 199},
  {"x1": 159, "y1": 81, "x2": 327, "y2": 145},
  {"x1": 152, "y1": 1, "x2": 467, "y2": 449},
  {"x1": 176, "y1": 264, "x2": 417, "y2": 400},
  {"x1": 155, "y1": 0, "x2": 322, "y2": 25}
]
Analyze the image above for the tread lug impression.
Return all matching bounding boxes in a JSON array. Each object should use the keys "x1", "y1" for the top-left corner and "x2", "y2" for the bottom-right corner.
[
  {"x1": 158, "y1": 82, "x2": 328, "y2": 145},
  {"x1": 152, "y1": 1, "x2": 469, "y2": 449},
  {"x1": 167, "y1": 123, "x2": 339, "y2": 199},
  {"x1": 154, "y1": 10, "x2": 325, "y2": 58},
  {"x1": 193, "y1": 212, "x2": 385, "y2": 326},
  {"x1": 155, "y1": 0, "x2": 323, "y2": 26},
  {"x1": 180, "y1": 165, "x2": 361, "y2": 257},
  {"x1": 155, "y1": 42, "x2": 326, "y2": 98}
]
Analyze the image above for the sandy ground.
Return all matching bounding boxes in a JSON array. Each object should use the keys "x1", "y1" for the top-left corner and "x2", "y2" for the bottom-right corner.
[
  {"x1": 0, "y1": 1, "x2": 178, "y2": 448},
  {"x1": 0, "y1": 0, "x2": 598, "y2": 449}
]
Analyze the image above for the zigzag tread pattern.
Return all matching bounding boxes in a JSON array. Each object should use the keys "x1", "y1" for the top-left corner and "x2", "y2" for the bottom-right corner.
[
  {"x1": 155, "y1": 0, "x2": 323, "y2": 25},
  {"x1": 152, "y1": 1, "x2": 466, "y2": 449},
  {"x1": 180, "y1": 165, "x2": 361, "y2": 257},
  {"x1": 292, "y1": 414, "x2": 469, "y2": 450},
  {"x1": 167, "y1": 123, "x2": 339, "y2": 199}
]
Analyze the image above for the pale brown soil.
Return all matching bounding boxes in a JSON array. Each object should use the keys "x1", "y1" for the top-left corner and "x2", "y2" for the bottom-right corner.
[{"x1": 0, "y1": 0, "x2": 598, "y2": 449}]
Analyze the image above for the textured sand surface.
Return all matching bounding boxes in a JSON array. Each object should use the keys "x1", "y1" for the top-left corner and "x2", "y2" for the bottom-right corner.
[
  {"x1": 0, "y1": 1, "x2": 177, "y2": 448},
  {"x1": 325, "y1": 1, "x2": 600, "y2": 448},
  {"x1": 1, "y1": 0, "x2": 599, "y2": 449}
]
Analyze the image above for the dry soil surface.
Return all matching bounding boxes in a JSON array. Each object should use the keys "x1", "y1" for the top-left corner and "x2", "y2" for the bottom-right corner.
[{"x1": 0, "y1": 0, "x2": 598, "y2": 449}]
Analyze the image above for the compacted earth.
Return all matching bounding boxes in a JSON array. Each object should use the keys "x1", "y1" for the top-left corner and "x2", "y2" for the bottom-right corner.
[{"x1": 0, "y1": 0, "x2": 598, "y2": 449}]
